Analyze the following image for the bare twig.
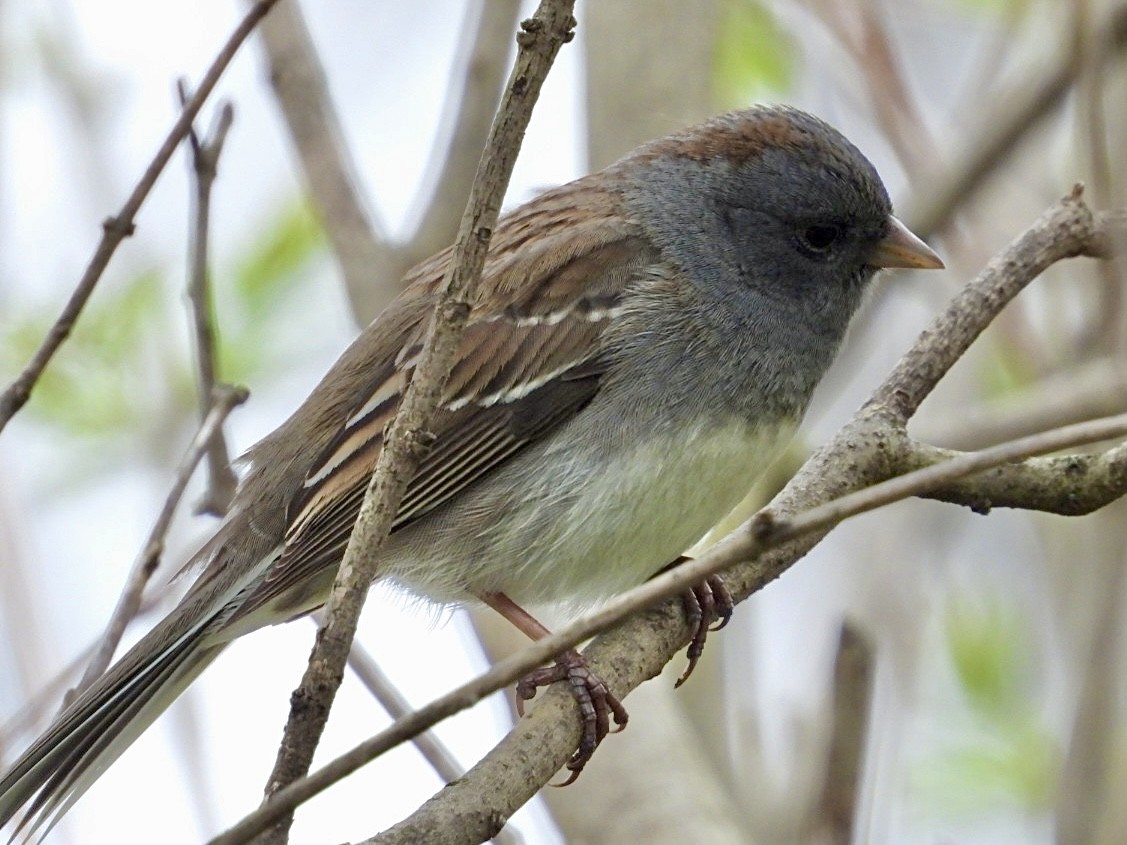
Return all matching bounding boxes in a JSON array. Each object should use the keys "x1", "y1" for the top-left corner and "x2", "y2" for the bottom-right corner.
[
  {"x1": 905, "y1": 4, "x2": 1127, "y2": 239},
  {"x1": 331, "y1": 631, "x2": 525, "y2": 845},
  {"x1": 254, "y1": 5, "x2": 577, "y2": 843},
  {"x1": 71, "y1": 385, "x2": 248, "y2": 698},
  {"x1": 306, "y1": 616, "x2": 462, "y2": 785},
  {"x1": 0, "y1": 0, "x2": 279, "y2": 435},
  {"x1": 178, "y1": 84, "x2": 240, "y2": 516},
  {"x1": 914, "y1": 357, "x2": 1127, "y2": 450}
]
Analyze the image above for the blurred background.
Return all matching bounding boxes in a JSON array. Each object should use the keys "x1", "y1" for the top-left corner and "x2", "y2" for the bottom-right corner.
[{"x1": 1, "y1": 0, "x2": 1125, "y2": 843}]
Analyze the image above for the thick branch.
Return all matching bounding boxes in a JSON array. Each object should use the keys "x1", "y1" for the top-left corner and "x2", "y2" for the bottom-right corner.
[
  {"x1": 219, "y1": 196, "x2": 1127, "y2": 845},
  {"x1": 254, "y1": 0, "x2": 390, "y2": 320}
]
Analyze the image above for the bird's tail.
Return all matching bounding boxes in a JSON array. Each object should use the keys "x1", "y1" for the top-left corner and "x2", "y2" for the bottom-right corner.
[
  {"x1": 0, "y1": 611, "x2": 226, "y2": 843},
  {"x1": 0, "y1": 519, "x2": 282, "y2": 843}
]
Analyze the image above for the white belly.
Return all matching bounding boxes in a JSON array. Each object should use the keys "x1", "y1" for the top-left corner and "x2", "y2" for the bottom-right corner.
[{"x1": 458, "y1": 419, "x2": 792, "y2": 606}]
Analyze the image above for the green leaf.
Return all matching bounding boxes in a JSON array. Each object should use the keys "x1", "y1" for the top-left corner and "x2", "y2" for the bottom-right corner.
[
  {"x1": 917, "y1": 719, "x2": 1057, "y2": 814},
  {"x1": 714, "y1": 0, "x2": 794, "y2": 104},
  {"x1": 231, "y1": 198, "x2": 324, "y2": 312},
  {"x1": 1, "y1": 269, "x2": 173, "y2": 435},
  {"x1": 945, "y1": 594, "x2": 1029, "y2": 718}
]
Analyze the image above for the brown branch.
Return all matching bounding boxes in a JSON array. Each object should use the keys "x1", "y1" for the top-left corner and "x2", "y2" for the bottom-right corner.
[
  {"x1": 211, "y1": 194, "x2": 1127, "y2": 845},
  {"x1": 178, "y1": 84, "x2": 240, "y2": 516},
  {"x1": 252, "y1": 5, "x2": 577, "y2": 844},
  {"x1": 71, "y1": 384, "x2": 248, "y2": 698},
  {"x1": 252, "y1": 0, "x2": 390, "y2": 321},
  {"x1": 0, "y1": 0, "x2": 279, "y2": 436},
  {"x1": 205, "y1": 409, "x2": 1127, "y2": 845},
  {"x1": 904, "y1": 4, "x2": 1127, "y2": 239},
  {"x1": 810, "y1": 622, "x2": 874, "y2": 845}
]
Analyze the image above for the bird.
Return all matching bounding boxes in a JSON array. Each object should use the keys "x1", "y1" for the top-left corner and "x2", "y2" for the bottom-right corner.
[{"x1": 0, "y1": 104, "x2": 942, "y2": 840}]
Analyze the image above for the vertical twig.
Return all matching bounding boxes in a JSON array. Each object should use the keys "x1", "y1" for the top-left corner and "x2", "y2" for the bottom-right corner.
[
  {"x1": 178, "y1": 83, "x2": 240, "y2": 515},
  {"x1": 810, "y1": 621, "x2": 875, "y2": 845},
  {"x1": 254, "y1": 4, "x2": 577, "y2": 844}
]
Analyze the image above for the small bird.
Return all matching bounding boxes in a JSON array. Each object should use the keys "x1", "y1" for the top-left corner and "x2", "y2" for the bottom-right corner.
[{"x1": 0, "y1": 105, "x2": 941, "y2": 840}]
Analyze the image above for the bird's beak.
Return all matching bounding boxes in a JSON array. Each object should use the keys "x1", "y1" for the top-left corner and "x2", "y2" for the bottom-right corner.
[{"x1": 869, "y1": 216, "x2": 944, "y2": 270}]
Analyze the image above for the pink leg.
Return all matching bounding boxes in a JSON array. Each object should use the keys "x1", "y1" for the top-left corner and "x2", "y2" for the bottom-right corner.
[{"x1": 480, "y1": 591, "x2": 628, "y2": 783}]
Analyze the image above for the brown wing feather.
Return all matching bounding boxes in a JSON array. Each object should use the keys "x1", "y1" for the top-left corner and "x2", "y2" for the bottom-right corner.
[{"x1": 225, "y1": 208, "x2": 657, "y2": 624}]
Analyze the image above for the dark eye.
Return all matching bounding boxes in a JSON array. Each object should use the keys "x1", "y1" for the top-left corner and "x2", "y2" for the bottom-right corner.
[{"x1": 796, "y1": 224, "x2": 841, "y2": 255}]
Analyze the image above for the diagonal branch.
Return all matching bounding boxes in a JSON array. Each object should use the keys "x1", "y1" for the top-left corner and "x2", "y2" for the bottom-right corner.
[
  {"x1": 72, "y1": 385, "x2": 248, "y2": 698},
  {"x1": 0, "y1": 0, "x2": 280, "y2": 436},
  {"x1": 254, "y1": 0, "x2": 521, "y2": 323},
  {"x1": 253, "y1": 0, "x2": 390, "y2": 320}
]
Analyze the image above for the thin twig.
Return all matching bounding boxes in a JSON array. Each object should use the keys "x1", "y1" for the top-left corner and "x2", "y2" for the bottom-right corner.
[
  {"x1": 0, "y1": 0, "x2": 279, "y2": 435},
  {"x1": 178, "y1": 83, "x2": 240, "y2": 516},
  {"x1": 255, "y1": 5, "x2": 577, "y2": 843},
  {"x1": 905, "y1": 4, "x2": 1127, "y2": 239},
  {"x1": 913, "y1": 357, "x2": 1127, "y2": 451},
  {"x1": 71, "y1": 385, "x2": 248, "y2": 698},
  {"x1": 307, "y1": 616, "x2": 464, "y2": 786}
]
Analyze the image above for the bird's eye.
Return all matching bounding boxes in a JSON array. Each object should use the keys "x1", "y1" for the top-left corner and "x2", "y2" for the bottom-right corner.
[{"x1": 797, "y1": 224, "x2": 841, "y2": 255}]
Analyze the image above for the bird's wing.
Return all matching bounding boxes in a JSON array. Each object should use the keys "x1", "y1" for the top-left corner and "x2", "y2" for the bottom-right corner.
[{"x1": 229, "y1": 193, "x2": 656, "y2": 625}]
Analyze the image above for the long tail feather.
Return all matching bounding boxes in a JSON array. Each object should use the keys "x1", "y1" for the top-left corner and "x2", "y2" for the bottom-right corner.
[{"x1": 0, "y1": 618, "x2": 224, "y2": 843}]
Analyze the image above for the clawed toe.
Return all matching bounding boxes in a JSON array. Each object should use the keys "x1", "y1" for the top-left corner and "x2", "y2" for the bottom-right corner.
[
  {"x1": 676, "y1": 573, "x2": 734, "y2": 688},
  {"x1": 514, "y1": 648, "x2": 627, "y2": 782}
]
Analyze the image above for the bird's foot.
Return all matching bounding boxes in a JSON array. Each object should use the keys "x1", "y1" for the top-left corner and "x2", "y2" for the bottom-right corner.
[
  {"x1": 675, "y1": 573, "x2": 734, "y2": 688},
  {"x1": 515, "y1": 649, "x2": 628, "y2": 784}
]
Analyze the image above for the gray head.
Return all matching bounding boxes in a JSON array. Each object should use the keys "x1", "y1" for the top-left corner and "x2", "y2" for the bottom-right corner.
[{"x1": 619, "y1": 106, "x2": 933, "y2": 344}]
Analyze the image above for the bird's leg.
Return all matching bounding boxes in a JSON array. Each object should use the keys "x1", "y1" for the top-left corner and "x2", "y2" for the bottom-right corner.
[
  {"x1": 479, "y1": 591, "x2": 628, "y2": 783},
  {"x1": 656, "y1": 556, "x2": 734, "y2": 688}
]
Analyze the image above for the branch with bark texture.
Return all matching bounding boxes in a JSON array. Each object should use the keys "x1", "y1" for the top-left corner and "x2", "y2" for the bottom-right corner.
[
  {"x1": 254, "y1": 4, "x2": 577, "y2": 844},
  {"x1": 212, "y1": 191, "x2": 1127, "y2": 845}
]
